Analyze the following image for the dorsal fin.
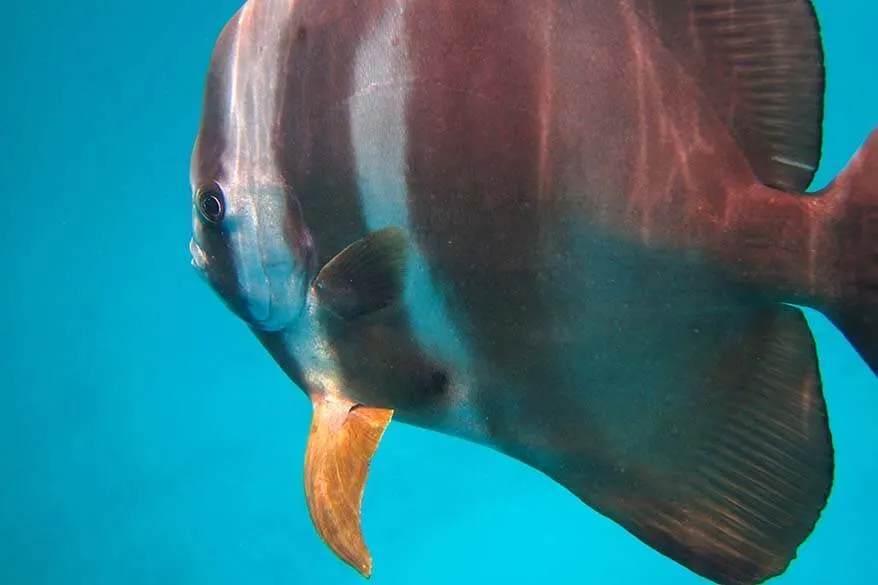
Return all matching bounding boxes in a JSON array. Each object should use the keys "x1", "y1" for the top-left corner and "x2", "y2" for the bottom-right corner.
[{"x1": 628, "y1": 0, "x2": 825, "y2": 192}]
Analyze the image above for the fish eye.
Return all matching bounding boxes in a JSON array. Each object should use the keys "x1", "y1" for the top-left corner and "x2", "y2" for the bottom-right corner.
[{"x1": 196, "y1": 185, "x2": 225, "y2": 224}]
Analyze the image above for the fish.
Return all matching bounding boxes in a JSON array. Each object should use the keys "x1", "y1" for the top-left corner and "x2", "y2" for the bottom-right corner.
[{"x1": 187, "y1": 0, "x2": 878, "y2": 583}]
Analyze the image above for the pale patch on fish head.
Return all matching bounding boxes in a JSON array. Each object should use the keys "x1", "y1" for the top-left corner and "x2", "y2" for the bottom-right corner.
[{"x1": 189, "y1": 175, "x2": 315, "y2": 332}]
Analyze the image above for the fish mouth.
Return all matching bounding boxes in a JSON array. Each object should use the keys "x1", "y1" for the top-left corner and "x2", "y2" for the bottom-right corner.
[{"x1": 189, "y1": 238, "x2": 208, "y2": 271}]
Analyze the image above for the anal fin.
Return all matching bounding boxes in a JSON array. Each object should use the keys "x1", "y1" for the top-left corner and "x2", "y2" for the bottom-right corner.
[{"x1": 553, "y1": 304, "x2": 834, "y2": 585}]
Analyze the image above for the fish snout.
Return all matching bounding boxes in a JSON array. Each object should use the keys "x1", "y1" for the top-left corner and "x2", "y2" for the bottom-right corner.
[{"x1": 189, "y1": 238, "x2": 209, "y2": 272}]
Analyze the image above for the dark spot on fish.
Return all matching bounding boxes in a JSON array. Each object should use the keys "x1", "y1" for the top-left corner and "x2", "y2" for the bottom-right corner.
[
  {"x1": 430, "y1": 370, "x2": 448, "y2": 395},
  {"x1": 296, "y1": 26, "x2": 307, "y2": 42}
]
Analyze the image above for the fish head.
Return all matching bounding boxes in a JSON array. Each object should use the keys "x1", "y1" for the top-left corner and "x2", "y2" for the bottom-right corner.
[
  {"x1": 188, "y1": 173, "x2": 316, "y2": 332},
  {"x1": 187, "y1": 6, "x2": 316, "y2": 333}
]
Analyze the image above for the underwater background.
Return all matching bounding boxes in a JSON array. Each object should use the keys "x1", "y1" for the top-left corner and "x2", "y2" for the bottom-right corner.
[{"x1": 1, "y1": 0, "x2": 876, "y2": 583}]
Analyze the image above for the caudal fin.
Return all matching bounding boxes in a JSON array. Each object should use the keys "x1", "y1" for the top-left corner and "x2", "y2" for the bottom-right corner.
[{"x1": 821, "y1": 129, "x2": 878, "y2": 375}]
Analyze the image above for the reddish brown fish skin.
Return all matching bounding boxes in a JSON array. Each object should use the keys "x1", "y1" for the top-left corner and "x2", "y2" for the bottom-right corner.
[
  {"x1": 189, "y1": 0, "x2": 874, "y2": 583},
  {"x1": 398, "y1": 0, "x2": 830, "y2": 309},
  {"x1": 192, "y1": 0, "x2": 837, "y2": 307}
]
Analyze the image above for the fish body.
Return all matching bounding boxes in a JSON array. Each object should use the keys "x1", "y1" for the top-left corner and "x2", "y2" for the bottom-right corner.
[{"x1": 188, "y1": 1, "x2": 878, "y2": 583}]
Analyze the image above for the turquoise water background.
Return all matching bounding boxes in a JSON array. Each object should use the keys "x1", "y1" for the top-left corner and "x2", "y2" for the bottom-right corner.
[{"x1": 1, "y1": 1, "x2": 876, "y2": 583}]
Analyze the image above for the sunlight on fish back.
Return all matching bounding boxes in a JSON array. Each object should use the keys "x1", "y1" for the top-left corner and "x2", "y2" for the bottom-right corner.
[{"x1": 186, "y1": 0, "x2": 878, "y2": 583}]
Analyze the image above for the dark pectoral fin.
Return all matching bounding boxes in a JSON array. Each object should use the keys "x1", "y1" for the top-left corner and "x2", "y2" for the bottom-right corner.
[
  {"x1": 313, "y1": 227, "x2": 409, "y2": 320},
  {"x1": 560, "y1": 305, "x2": 833, "y2": 585}
]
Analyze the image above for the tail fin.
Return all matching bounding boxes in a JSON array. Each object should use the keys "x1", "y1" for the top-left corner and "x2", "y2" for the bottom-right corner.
[{"x1": 821, "y1": 129, "x2": 878, "y2": 375}]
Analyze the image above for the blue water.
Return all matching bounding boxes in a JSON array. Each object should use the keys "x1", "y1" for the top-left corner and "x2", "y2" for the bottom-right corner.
[{"x1": 1, "y1": 1, "x2": 876, "y2": 583}]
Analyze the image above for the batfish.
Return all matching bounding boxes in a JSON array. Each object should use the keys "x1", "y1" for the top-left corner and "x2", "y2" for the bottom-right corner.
[{"x1": 187, "y1": 0, "x2": 878, "y2": 583}]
